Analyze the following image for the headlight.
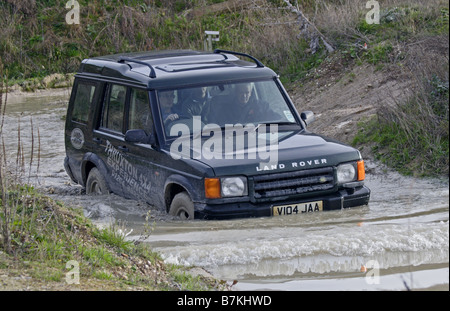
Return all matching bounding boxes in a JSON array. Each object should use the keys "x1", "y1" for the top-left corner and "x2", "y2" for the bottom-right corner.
[
  {"x1": 221, "y1": 177, "x2": 248, "y2": 197},
  {"x1": 205, "y1": 176, "x2": 248, "y2": 198},
  {"x1": 337, "y1": 163, "x2": 357, "y2": 184}
]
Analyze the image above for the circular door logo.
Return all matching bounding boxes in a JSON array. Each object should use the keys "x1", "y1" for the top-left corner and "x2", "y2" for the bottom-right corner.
[{"x1": 71, "y1": 128, "x2": 85, "y2": 149}]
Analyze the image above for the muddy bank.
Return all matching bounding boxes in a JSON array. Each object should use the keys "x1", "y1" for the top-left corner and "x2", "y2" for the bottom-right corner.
[{"x1": 290, "y1": 61, "x2": 413, "y2": 150}]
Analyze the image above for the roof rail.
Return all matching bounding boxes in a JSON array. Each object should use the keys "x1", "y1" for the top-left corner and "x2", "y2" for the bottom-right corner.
[
  {"x1": 213, "y1": 49, "x2": 264, "y2": 68},
  {"x1": 118, "y1": 57, "x2": 157, "y2": 78}
]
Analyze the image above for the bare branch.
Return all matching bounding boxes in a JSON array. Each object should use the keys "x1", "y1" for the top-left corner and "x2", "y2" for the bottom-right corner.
[{"x1": 283, "y1": 0, "x2": 335, "y2": 53}]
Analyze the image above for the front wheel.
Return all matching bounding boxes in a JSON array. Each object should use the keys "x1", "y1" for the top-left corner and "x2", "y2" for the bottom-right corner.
[
  {"x1": 169, "y1": 192, "x2": 195, "y2": 220},
  {"x1": 86, "y1": 168, "x2": 110, "y2": 195}
]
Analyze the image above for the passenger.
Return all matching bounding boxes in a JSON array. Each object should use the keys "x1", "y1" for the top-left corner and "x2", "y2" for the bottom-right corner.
[
  {"x1": 179, "y1": 86, "x2": 210, "y2": 122},
  {"x1": 215, "y1": 83, "x2": 278, "y2": 124},
  {"x1": 159, "y1": 90, "x2": 179, "y2": 124}
]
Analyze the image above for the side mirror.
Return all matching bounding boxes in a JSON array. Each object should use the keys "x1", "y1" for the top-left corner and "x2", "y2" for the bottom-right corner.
[
  {"x1": 125, "y1": 129, "x2": 156, "y2": 146},
  {"x1": 300, "y1": 111, "x2": 315, "y2": 127}
]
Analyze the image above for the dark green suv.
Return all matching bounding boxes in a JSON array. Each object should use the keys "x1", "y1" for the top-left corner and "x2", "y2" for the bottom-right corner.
[{"x1": 64, "y1": 49, "x2": 370, "y2": 220}]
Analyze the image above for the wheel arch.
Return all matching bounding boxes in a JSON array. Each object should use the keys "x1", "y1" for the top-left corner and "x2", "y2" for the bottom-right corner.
[{"x1": 164, "y1": 174, "x2": 199, "y2": 213}]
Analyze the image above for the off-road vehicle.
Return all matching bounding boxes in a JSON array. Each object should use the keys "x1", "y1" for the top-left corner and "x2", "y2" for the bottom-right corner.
[{"x1": 64, "y1": 49, "x2": 370, "y2": 220}]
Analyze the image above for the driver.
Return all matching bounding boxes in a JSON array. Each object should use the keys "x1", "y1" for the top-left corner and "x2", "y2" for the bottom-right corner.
[{"x1": 215, "y1": 83, "x2": 278, "y2": 124}]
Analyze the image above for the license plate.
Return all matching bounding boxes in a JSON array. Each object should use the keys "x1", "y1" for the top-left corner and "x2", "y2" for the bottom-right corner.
[{"x1": 272, "y1": 200, "x2": 323, "y2": 216}]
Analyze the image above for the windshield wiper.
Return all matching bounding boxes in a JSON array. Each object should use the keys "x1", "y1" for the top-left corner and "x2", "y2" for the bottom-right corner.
[{"x1": 253, "y1": 121, "x2": 299, "y2": 132}]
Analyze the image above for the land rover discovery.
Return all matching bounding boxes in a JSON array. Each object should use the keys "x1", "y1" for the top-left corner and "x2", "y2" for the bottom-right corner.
[{"x1": 64, "y1": 49, "x2": 370, "y2": 220}]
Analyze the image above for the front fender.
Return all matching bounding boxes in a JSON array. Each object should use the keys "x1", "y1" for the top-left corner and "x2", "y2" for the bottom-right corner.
[{"x1": 164, "y1": 173, "x2": 204, "y2": 209}]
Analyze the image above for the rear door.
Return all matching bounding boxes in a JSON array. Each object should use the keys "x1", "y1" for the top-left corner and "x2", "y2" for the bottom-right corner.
[{"x1": 65, "y1": 78, "x2": 101, "y2": 184}]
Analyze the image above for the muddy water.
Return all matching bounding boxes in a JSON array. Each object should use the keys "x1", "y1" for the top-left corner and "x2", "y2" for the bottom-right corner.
[{"x1": 2, "y1": 91, "x2": 448, "y2": 291}]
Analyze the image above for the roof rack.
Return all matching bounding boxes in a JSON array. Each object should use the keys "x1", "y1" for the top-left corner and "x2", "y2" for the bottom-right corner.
[
  {"x1": 118, "y1": 57, "x2": 157, "y2": 78},
  {"x1": 213, "y1": 49, "x2": 264, "y2": 68}
]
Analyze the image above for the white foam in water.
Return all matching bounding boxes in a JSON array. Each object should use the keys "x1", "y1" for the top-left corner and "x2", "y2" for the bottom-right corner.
[{"x1": 154, "y1": 219, "x2": 449, "y2": 270}]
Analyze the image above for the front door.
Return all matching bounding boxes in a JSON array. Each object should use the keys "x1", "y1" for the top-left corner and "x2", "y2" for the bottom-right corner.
[{"x1": 93, "y1": 84, "x2": 161, "y2": 205}]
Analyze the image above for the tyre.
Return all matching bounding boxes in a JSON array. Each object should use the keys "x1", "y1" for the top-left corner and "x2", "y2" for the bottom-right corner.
[
  {"x1": 86, "y1": 167, "x2": 110, "y2": 195},
  {"x1": 169, "y1": 192, "x2": 195, "y2": 220}
]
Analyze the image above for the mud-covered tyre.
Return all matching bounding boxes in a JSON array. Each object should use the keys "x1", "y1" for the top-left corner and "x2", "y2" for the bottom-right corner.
[
  {"x1": 169, "y1": 192, "x2": 195, "y2": 220},
  {"x1": 86, "y1": 168, "x2": 110, "y2": 195}
]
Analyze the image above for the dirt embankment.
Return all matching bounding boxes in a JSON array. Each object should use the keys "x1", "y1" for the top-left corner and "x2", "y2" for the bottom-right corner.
[
  {"x1": 290, "y1": 35, "x2": 448, "y2": 163},
  {"x1": 291, "y1": 62, "x2": 409, "y2": 144}
]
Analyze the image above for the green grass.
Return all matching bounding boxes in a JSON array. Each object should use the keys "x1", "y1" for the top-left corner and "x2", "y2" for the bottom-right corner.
[
  {"x1": 353, "y1": 78, "x2": 449, "y2": 177},
  {"x1": 0, "y1": 184, "x2": 223, "y2": 290},
  {"x1": 0, "y1": 0, "x2": 327, "y2": 83},
  {"x1": 353, "y1": 117, "x2": 448, "y2": 177},
  {"x1": 2, "y1": 0, "x2": 447, "y2": 85},
  {"x1": 344, "y1": 2, "x2": 449, "y2": 177}
]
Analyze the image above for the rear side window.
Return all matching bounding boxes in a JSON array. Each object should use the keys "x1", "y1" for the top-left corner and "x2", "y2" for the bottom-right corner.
[
  {"x1": 101, "y1": 84, "x2": 127, "y2": 133},
  {"x1": 72, "y1": 81, "x2": 96, "y2": 123}
]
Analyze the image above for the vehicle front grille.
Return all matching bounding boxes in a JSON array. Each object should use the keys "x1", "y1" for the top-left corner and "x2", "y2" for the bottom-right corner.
[{"x1": 252, "y1": 167, "x2": 335, "y2": 201}]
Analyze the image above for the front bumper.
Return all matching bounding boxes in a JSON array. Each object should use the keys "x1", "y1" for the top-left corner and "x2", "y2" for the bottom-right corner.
[{"x1": 194, "y1": 185, "x2": 371, "y2": 220}]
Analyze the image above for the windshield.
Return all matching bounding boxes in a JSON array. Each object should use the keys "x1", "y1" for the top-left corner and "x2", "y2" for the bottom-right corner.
[{"x1": 157, "y1": 79, "x2": 298, "y2": 138}]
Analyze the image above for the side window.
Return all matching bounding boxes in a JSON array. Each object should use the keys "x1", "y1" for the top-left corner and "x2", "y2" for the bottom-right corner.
[
  {"x1": 72, "y1": 81, "x2": 96, "y2": 123},
  {"x1": 129, "y1": 88, "x2": 153, "y2": 135},
  {"x1": 101, "y1": 84, "x2": 127, "y2": 133}
]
